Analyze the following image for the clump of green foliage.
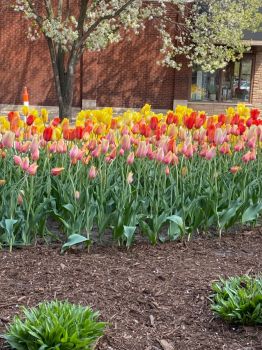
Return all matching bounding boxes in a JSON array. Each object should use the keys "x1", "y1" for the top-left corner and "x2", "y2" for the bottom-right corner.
[
  {"x1": 3, "y1": 300, "x2": 106, "y2": 350},
  {"x1": 211, "y1": 275, "x2": 262, "y2": 325}
]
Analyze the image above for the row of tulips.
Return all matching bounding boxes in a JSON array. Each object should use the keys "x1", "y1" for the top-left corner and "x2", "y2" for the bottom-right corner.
[{"x1": 0, "y1": 103, "x2": 262, "y2": 249}]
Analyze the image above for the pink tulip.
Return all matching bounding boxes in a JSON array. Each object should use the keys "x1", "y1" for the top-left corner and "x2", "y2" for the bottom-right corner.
[
  {"x1": 230, "y1": 166, "x2": 241, "y2": 174},
  {"x1": 127, "y1": 152, "x2": 134, "y2": 165},
  {"x1": 214, "y1": 128, "x2": 226, "y2": 146},
  {"x1": 21, "y1": 157, "x2": 30, "y2": 171},
  {"x1": 163, "y1": 151, "x2": 173, "y2": 164},
  {"x1": 89, "y1": 165, "x2": 97, "y2": 179},
  {"x1": 13, "y1": 155, "x2": 22, "y2": 166},
  {"x1": 31, "y1": 148, "x2": 39, "y2": 161},
  {"x1": 205, "y1": 147, "x2": 216, "y2": 160},
  {"x1": 172, "y1": 154, "x2": 179, "y2": 165},
  {"x1": 109, "y1": 147, "x2": 117, "y2": 160},
  {"x1": 183, "y1": 143, "x2": 194, "y2": 158},
  {"x1": 87, "y1": 140, "x2": 97, "y2": 151},
  {"x1": 234, "y1": 140, "x2": 245, "y2": 152},
  {"x1": 165, "y1": 166, "x2": 170, "y2": 176},
  {"x1": 121, "y1": 125, "x2": 129, "y2": 136},
  {"x1": 51, "y1": 167, "x2": 64, "y2": 176},
  {"x1": 199, "y1": 129, "x2": 206, "y2": 144},
  {"x1": 136, "y1": 141, "x2": 147, "y2": 158},
  {"x1": 49, "y1": 142, "x2": 57, "y2": 153},
  {"x1": 200, "y1": 144, "x2": 208, "y2": 158},
  {"x1": 101, "y1": 139, "x2": 109, "y2": 154},
  {"x1": 193, "y1": 130, "x2": 200, "y2": 142},
  {"x1": 30, "y1": 136, "x2": 39, "y2": 154},
  {"x1": 250, "y1": 149, "x2": 256, "y2": 161},
  {"x1": 167, "y1": 124, "x2": 178, "y2": 138},
  {"x1": 91, "y1": 145, "x2": 101, "y2": 158},
  {"x1": 21, "y1": 142, "x2": 31, "y2": 153},
  {"x1": 2, "y1": 131, "x2": 15, "y2": 149},
  {"x1": 220, "y1": 143, "x2": 230, "y2": 155},
  {"x1": 15, "y1": 141, "x2": 22, "y2": 152},
  {"x1": 27, "y1": 163, "x2": 38, "y2": 176},
  {"x1": 17, "y1": 193, "x2": 23, "y2": 205},
  {"x1": 242, "y1": 151, "x2": 252, "y2": 163},
  {"x1": 147, "y1": 144, "x2": 154, "y2": 160},
  {"x1": 69, "y1": 145, "x2": 79, "y2": 160},
  {"x1": 155, "y1": 147, "x2": 165, "y2": 162},
  {"x1": 247, "y1": 136, "x2": 257, "y2": 149},
  {"x1": 121, "y1": 135, "x2": 131, "y2": 151},
  {"x1": 119, "y1": 148, "x2": 125, "y2": 156},
  {"x1": 57, "y1": 140, "x2": 67, "y2": 153},
  {"x1": 178, "y1": 127, "x2": 187, "y2": 141}
]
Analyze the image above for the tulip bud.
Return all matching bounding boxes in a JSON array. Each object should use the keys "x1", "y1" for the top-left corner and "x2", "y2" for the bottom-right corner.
[
  {"x1": 89, "y1": 165, "x2": 97, "y2": 179},
  {"x1": 127, "y1": 172, "x2": 133, "y2": 184},
  {"x1": 75, "y1": 191, "x2": 80, "y2": 200}
]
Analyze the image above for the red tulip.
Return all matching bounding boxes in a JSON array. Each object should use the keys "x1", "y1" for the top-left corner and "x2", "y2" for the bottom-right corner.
[
  {"x1": 26, "y1": 115, "x2": 35, "y2": 126},
  {"x1": 150, "y1": 116, "x2": 158, "y2": 130},
  {"x1": 52, "y1": 117, "x2": 61, "y2": 127},
  {"x1": 75, "y1": 126, "x2": 84, "y2": 140},
  {"x1": 43, "y1": 127, "x2": 53, "y2": 142}
]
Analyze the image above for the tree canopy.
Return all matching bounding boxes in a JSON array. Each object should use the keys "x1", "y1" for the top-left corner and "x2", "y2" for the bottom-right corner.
[
  {"x1": 13, "y1": 0, "x2": 262, "y2": 116},
  {"x1": 14, "y1": 0, "x2": 262, "y2": 71}
]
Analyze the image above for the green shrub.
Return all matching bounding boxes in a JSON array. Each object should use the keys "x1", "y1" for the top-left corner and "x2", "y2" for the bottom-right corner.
[
  {"x1": 3, "y1": 300, "x2": 106, "y2": 350},
  {"x1": 211, "y1": 275, "x2": 262, "y2": 325}
]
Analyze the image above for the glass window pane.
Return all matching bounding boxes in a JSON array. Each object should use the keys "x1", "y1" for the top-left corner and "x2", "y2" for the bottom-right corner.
[
  {"x1": 191, "y1": 68, "x2": 219, "y2": 101},
  {"x1": 191, "y1": 56, "x2": 253, "y2": 102}
]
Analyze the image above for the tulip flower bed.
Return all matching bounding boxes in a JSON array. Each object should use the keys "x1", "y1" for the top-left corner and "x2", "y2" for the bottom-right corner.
[{"x1": 0, "y1": 104, "x2": 262, "y2": 249}]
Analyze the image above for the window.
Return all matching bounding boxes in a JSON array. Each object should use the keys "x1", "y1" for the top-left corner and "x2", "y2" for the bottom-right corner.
[{"x1": 191, "y1": 55, "x2": 253, "y2": 103}]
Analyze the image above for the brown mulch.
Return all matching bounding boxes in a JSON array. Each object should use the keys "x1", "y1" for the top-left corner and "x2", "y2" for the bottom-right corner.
[{"x1": 0, "y1": 229, "x2": 262, "y2": 350}]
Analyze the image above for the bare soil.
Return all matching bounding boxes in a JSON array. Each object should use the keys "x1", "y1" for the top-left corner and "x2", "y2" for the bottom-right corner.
[{"x1": 0, "y1": 229, "x2": 262, "y2": 350}]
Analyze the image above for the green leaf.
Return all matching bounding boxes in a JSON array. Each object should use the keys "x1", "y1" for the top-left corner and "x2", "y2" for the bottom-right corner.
[
  {"x1": 242, "y1": 202, "x2": 262, "y2": 223},
  {"x1": 0, "y1": 219, "x2": 18, "y2": 236},
  {"x1": 62, "y1": 204, "x2": 75, "y2": 215},
  {"x1": 166, "y1": 215, "x2": 183, "y2": 228},
  {"x1": 123, "y1": 226, "x2": 136, "y2": 247},
  {"x1": 219, "y1": 202, "x2": 241, "y2": 228},
  {"x1": 61, "y1": 234, "x2": 89, "y2": 253}
]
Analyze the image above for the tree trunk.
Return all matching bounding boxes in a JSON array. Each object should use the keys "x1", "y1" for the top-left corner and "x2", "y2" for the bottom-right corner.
[
  {"x1": 59, "y1": 70, "x2": 75, "y2": 119},
  {"x1": 46, "y1": 38, "x2": 77, "y2": 119}
]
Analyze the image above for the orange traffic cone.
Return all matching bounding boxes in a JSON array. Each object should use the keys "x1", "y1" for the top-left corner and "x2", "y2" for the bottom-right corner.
[{"x1": 23, "y1": 87, "x2": 29, "y2": 107}]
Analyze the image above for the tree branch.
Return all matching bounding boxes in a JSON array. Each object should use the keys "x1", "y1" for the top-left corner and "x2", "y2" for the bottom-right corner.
[{"x1": 75, "y1": 0, "x2": 137, "y2": 50}]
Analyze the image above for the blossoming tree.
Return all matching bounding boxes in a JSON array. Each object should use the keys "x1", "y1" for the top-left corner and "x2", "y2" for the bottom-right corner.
[{"x1": 14, "y1": 0, "x2": 261, "y2": 117}]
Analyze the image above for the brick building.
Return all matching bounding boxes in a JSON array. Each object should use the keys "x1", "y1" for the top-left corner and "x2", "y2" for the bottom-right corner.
[{"x1": 0, "y1": 2, "x2": 261, "y2": 114}]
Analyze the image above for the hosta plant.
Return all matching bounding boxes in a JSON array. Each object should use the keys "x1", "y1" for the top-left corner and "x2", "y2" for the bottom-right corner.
[
  {"x1": 3, "y1": 300, "x2": 106, "y2": 350},
  {"x1": 211, "y1": 275, "x2": 262, "y2": 325}
]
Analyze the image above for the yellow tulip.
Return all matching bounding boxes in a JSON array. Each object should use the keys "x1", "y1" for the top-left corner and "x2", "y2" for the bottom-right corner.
[
  {"x1": 41, "y1": 108, "x2": 49, "y2": 123},
  {"x1": 21, "y1": 106, "x2": 29, "y2": 116}
]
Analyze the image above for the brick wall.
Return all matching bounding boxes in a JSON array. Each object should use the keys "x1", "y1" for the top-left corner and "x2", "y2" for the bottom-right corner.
[
  {"x1": 251, "y1": 47, "x2": 262, "y2": 109},
  {"x1": 83, "y1": 25, "x2": 176, "y2": 109},
  {"x1": 0, "y1": 2, "x2": 261, "y2": 111}
]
